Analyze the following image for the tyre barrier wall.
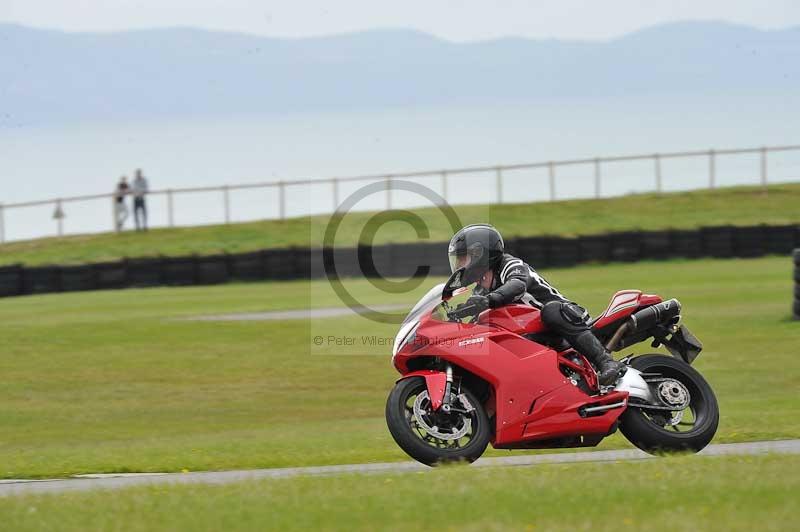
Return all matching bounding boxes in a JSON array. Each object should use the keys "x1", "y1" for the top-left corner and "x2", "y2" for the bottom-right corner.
[
  {"x1": 794, "y1": 248, "x2": 800, "y2": 320},
  {"x1": 0, "y1": 224, "x2": 798, "y2": 299}
]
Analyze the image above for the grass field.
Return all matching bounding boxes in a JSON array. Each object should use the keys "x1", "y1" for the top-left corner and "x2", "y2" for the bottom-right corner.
[
  {"x1": 1, "y1": 183, "x2": 798, "y2": 266},
  {"x1": 0, "y1": 255, "x2": 796, "y2": 479},
  {"x1": 1, "y1": 454, "x2": 796, "y2": 531}
]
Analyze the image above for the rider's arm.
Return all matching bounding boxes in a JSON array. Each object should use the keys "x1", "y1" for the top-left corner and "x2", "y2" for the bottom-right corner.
[{"x1": 487, "y1": 258, "x2": 530, "y2": 307}]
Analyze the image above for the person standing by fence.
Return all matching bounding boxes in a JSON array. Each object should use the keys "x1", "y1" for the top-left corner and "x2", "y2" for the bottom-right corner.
[
  {"x1": 114, "y1": 176, "x2": 130, "y2": 231},
  {"x1": 132, "y1": 169, "x2": 149, "y2": 232}
]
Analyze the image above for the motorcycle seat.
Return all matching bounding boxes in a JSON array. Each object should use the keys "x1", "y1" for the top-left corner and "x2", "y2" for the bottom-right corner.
[{"x1": 589, "y1": 290, "x2": 643, "y2": 330}]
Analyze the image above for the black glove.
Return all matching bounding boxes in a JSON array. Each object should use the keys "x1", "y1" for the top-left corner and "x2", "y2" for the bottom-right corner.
[
  {"x1": 466, "y1": 295, "x2": 490, "y2": 313},
  {"x1": 486, "y1": 292, "x2": 504, "y2": 308}
]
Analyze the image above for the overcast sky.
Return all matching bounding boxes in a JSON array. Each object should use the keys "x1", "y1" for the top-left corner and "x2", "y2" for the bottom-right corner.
[{"x1": 2, "y1": 0, "x2": 799, "y2": 41}]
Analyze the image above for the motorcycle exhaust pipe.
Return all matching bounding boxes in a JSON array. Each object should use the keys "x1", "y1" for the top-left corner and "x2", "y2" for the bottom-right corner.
[
  {"x1": 628, "y1": 298, "x2": 681, "y2": 333},
  {"x1": 579, "y1": 400, "x2": 627, "y2": 417},
  {"x1": 606, "y1": 299, "x2": 681, "y2": 351}
]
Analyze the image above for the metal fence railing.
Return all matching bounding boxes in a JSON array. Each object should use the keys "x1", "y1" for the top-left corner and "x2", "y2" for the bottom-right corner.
[{"x1": 1, "y1": 144, "x2": 799, "y2": 244}]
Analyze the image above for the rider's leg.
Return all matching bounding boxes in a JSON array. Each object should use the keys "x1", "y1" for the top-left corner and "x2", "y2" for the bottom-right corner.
[{"x1": 541, "y1": 301, "x2": 626, "y2": 385}]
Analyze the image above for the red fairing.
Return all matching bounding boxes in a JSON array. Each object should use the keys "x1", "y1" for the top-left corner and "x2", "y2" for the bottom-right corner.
[
  {"x1": 394, "y1": 315, "x2": 626, "y2": 446},
  {"x1": 393, "y1": 289, "x2": 666, "y2": 450},
  {"x1": 479, "y1": 304, "x2": 547, "y2": 335}
]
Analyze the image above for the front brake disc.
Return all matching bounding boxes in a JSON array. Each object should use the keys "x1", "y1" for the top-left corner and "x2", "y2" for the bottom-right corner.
[{"x1": 413, "y1": 391, "x2": 471, "y2": 441}]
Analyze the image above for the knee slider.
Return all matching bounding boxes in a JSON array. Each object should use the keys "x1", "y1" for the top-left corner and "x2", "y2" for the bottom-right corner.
[
  {"x1": 560, "y1": 303, "x2": 589, "y2": 326},
  {"x1": 540, "y1": 301, "x2": 564, "y2": 327}
]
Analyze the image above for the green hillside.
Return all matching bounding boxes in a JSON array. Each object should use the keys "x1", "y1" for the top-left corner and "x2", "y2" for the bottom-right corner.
[{"x1": 1, "y1": 183, "x2": 798, "y2": 266}]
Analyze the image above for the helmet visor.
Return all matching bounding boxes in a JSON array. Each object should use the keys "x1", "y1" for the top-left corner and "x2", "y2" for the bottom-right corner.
[{"x1": 448, "y1": 252, "x2": 471, "y2": 273}]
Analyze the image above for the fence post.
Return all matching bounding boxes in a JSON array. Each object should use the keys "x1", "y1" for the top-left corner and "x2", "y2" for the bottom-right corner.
[
  {"x1": 761, "y1": 146, "x2": 768, "y2": 190},
  {"x1": 0, "y1": 203, "x2": 5, "y2": 244},
  {"x1": 386, "y1": 176, "x2": 393, "y2": 210},
  {"x1": 223, "y1": 185, "x2": 230, "y2": 224},
  {"x1": 654, "y1": 154, "x2": 662, "y2": 193},
  {"x1": 332, "y1": 178, "x2": 340, "y2": 211},
  {"x1": 55, "y1": 199, "x2": 64, "y2": 236},
  {"x1": 278, "y1": 181, "x2": 286, "y2": 220},
  {"x1": 112, "y1": 196, "x2": 119, "y2": 233},
  {"x1": 548, "y1": 162, "x2": 555, "y2": 201},
  {"x1": 708, "y1": 149, "x2": 716, "y2": 189},
  {"x1": 441, "y1": 171, "x2": 448, "y2": 204},
  {"x1": 594, "y1": 158, "x2": 601, "y2": 198},
  {"x1": 167, "y1": 189, "x2": 175, "y2": 227},
  {"x1": 495, "y1": 167, "x2": 503, "y2": 204}
]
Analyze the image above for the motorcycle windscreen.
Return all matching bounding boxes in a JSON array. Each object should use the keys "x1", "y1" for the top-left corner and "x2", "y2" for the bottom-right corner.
[{"x1": 401, "y1": 283, "x2": 446, "y2": 326}]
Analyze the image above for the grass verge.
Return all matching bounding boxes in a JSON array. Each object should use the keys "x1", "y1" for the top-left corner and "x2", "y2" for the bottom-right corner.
[{"x1": 0, "y1": 454, "x2": 797, "y2": 531}]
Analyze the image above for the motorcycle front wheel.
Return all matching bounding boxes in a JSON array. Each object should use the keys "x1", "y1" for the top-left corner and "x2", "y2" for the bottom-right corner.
[
  {"x1": 385, "y1": 376, "x2": 490, "y2": 466},
  {"x1": 620, "y1": 354, "x2": 719, "y2": 454}
]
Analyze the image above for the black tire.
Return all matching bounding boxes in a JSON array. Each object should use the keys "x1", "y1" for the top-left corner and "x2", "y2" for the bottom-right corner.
[
  {"x1": 385, "y1": 377, "x2": 490, "y2": 466},
  {"x1": 620, "y1": 354, "x2": 719, "y2": 455},
  {"x1": 794, "y1": 283, "x2": 800, "y2": 300},
  {"x1": 794, "y1": 267, "x2": 800, "y2": 283},
  {"x1": 793, "y1": 248, "x2": 800, "y2": 265},
  {"x1": 794, "y1": 300, "x2": 800, "y2": 319}
]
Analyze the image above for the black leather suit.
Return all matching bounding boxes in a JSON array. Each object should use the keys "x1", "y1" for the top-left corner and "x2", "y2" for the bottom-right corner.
[{"x1": 476, "y1": 254, "x2": 607, "y2": 359}]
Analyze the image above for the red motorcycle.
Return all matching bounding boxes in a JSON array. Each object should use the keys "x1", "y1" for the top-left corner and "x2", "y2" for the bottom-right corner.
[{"x1": 386, "y1": 268, "x2": 719, "y2": 466}]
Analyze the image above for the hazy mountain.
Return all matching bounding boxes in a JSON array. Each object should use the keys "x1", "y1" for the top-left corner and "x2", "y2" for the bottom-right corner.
[{"x1": 1, "y1": 21, "x2": 798, "y2": 125}]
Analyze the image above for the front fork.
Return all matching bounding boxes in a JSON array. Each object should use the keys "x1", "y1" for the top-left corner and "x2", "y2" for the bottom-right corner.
[
  {"x1": 398, "y1": 363, "x2": 454, "y2": 412},
  {"x1": 440, "y1": 364, "x2": 454, "y2": 413}
]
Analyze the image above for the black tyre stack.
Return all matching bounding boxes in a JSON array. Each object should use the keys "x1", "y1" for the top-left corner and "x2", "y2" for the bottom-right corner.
[{"x1": 794, "y1": 249, "x2": 800, "y2": 320}]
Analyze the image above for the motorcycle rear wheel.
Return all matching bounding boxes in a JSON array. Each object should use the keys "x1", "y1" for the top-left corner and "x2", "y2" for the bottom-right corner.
[
  {"x1": 620, "y1": 354, "x2": 719, "y2": 455},
  {"x1": 385, "y1": 377, "x2": 490, "y2": 466}
]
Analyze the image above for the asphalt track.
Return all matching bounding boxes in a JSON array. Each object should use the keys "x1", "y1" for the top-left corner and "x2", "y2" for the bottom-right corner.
[{"x1": 1, "y1": 439, "x2": 798, "y2": 497}]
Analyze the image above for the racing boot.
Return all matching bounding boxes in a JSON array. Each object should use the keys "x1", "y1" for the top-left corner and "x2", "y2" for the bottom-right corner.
[
  {"x1": 593, "y1": 350, "x2": 627, "y2": 386},
  {"x1": 572, "y1": 331, "x2": 627, "y2": 386}
]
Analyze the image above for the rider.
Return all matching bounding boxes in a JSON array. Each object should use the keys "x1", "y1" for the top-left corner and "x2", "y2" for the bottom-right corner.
[{"x1": 448, "y1": 224, "x2": 626, "y2": 385}]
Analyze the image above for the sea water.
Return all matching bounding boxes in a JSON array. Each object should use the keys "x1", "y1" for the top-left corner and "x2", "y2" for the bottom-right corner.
[{"x1": 0, "y1": 91, "x2": 798, "y2": 242}]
